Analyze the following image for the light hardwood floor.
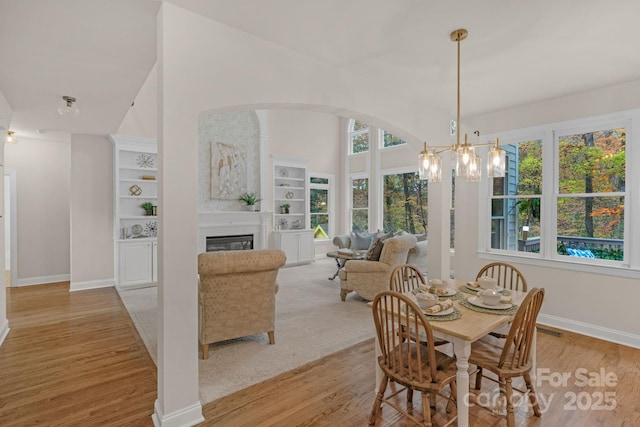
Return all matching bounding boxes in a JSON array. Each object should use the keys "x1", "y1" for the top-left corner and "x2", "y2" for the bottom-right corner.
[{"x1": 1, "y1": 283, "x2": 638, "y2": 426}]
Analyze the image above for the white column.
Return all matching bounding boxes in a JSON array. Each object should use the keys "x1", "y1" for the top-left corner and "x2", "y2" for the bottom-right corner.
[{"x1": 153, "y1": 4, "x2": 203, "y2": 426}]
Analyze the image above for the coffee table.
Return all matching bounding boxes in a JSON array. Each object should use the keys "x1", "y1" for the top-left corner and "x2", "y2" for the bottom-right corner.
[{"x1": 325, "y1": 250, "x2": 366, "y2": 280}]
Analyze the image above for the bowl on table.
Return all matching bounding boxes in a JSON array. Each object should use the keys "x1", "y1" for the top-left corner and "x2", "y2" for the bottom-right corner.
[
  {"x1": 479, "y1": 289, "x2": 501, "y2": 306},
  {"x1": 416, "y1": 292, "x2": 437, "y2": 309},
  {"x1": 429, "y1": 279, "x2": 448, "y2": 289},
  {"x1": 478, "y1": 276, "x2": 498, "y2": 290}
]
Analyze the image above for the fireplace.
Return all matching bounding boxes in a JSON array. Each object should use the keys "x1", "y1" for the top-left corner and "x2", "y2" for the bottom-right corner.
[
  {"x1": 198, "y1": 211, "x2": 270, "y2": 253},
  {"x1": 206, "y1": 234, "x2": 254, "y2": 252}
]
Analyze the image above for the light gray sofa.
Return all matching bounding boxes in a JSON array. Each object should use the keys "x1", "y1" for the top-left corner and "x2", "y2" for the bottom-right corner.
[{"x1": 332, "y1": 231, "x2": 427, "y2": 273}]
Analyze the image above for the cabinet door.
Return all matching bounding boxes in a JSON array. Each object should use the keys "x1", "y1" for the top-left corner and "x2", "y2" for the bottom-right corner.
[
  {"x1": 119, "y1": 241, "x2": 153, "y2": 286},
  {"x1": 298, "y1": 231, "x2": 315, "y2": 263},
  {"x1": 280, "y1": 233, "x2": 300, "y2": 264}
]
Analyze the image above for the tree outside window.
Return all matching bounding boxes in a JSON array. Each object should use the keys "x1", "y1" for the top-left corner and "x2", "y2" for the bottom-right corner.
[
  {"x1": 382, "y1": 172, "x2": 427, "y2": 234},
  {"x1": 382, "y1": 131, "x2": 406, "y2": 148},
  {"x1": 310, "y1": 176, "x2": 330, "y2": 239}
]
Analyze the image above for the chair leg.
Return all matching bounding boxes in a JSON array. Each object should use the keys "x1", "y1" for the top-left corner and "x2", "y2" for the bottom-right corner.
[
  {"x1": 524, "y1": 373, "x2": 542, "y2": 416},
  {"x1": 504, "y1": 377, "x2": 515, "y2": 427},
  {"x1": 201, "y1": 343, "x2": 209, "y2": 360},
  {"x1": 340, "y1": 288, "x2": 349, "y2": 301},
  {"x1": 421, "y1": 392, "x2": 433, "y2": 427},
  {"x1": 446, "y1": 381, "x2": 457, "y2": 413},
  {"x1": 369, "y1": 375, "x2": 389, "y2": 425},
  {"x1": 475, "y1": 367, "x2": 483, "y2": 390},
  {"x1": 407, "y1": 387, "x2": 414, "y2": 405},
  {"x1": 268, "y1": 331, "x2": 275, "y2": 344}
]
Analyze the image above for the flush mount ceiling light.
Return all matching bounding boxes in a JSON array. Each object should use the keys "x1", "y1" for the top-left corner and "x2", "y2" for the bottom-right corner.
[
  {"x1": 58, "y1": 95, "x2": 80, "y2": 117},
  {"x1": 6, "y1": 130, "x2": 17, "y2": 144},
  {"x1": 418, "y1": 29, "x2": 506, "y2": 183}
]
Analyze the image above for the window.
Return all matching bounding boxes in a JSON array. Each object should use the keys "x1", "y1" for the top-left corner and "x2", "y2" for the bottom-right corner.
[
  {"x1": 556, "y1": 127, "x2": 625, "y2": 261},
  {"x1": 482, "y1": 113, "x2": 631, "y2": 270},
  {"x1": 310, "y1": 175, "x2": 332, "y2": 240},
  {"x1": 348, "y1": 120, "x2": 370, "y2": 154},
  {"x1": 489, "y1": 139, "x2": 542, "y2": 253},
  {"x1": 382, "y1": 171, "x2": 427, "y2": 233},
  {"x1": 382, "y1": 130, "x2": 407, "y2": 148},
  {"x1": 351, "y1": 177, "x2": 369, "y2": 231}
]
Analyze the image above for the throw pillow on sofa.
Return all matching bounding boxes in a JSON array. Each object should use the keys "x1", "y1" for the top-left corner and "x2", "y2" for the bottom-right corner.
[
  {"x1": 366, "y1": 231, "x2": 393, "y2": 261},
  {"x1": 350, "y1": 230, "x2": 374, "y2": 250}
]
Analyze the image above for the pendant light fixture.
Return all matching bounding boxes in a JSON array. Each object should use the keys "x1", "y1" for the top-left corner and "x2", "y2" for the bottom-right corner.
[
  {"x1": 419, "y1": 29, "x2": 506, "y2": 182},
  {"x1": 6, "y1": 130, "x2": 17, "y2": 144},
  {"x1": 58, "y1": 96, "x2": 80, "y2": 117}
]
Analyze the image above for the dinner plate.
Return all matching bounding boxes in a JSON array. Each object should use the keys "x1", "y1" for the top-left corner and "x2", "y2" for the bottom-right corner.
[
  {"x1": 467, "y1": 296, "x2": 512, "y2": 310},
  {"x1": 412, "y1": 287, "x2": 456, "y2": 297},
  {"x1": 423, "y1": 307, "x2": 454, "y2": 316}
]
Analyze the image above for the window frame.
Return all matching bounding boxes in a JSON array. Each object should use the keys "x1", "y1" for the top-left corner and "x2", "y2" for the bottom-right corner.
[
  {"x1": 478, "y1": 109, "x2": 639, "y2": 279},
  {"x1": 349, "y1": 173, "x2": 370, "y2": 232},
  {"x1": 347, "y1": 119, "x2": 370, "y2": 156},
  {"x1": 378, "y1": 165, "x2": 427, "y2": 234},
  {"x1": 379, "y1": 129, "x2": 408, "y2": 150},
  {"x1": 309, "y1": 173, "x2": 334, "y2": 242}
]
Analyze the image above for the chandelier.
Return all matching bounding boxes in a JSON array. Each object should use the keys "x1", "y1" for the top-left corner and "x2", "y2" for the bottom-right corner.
[{"x1": 419, "y1": 29, "x2": 505, "y2": 183}]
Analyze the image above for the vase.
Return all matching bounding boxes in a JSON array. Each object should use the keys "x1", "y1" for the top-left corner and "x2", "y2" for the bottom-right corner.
[{"x1": 245, "y1": 205, "x2": 255, "y2": 212}]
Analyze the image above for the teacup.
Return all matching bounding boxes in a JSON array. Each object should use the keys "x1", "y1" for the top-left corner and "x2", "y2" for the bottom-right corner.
[
  {"x1": 479, "y1": 289, "x2": 501, "y2": 306},
  {"x1": 416, "y1": 292, "x2": 437, "y2": 309},
  {"x1": 429, "y1": 279, "x2": 448, "y2": 289},
  {"x1": 478, "y1": 276, "x2": 498, "y2": 290}
]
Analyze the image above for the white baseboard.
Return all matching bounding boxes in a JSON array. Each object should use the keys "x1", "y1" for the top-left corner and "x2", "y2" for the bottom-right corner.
[
  {"x1": 152, "y1": 400, "x2": 204, "y2": 427},
  {"x1": 14, "y1": 274, "x2": 70, "y2": 287},
  {"x1": 0, "y1": 318, "x2": 9, "y2": 347},
  {"x1": 538, "y1": 313, "x2": 640, "y2": 349},
  {"x1": 70, "y1": 278, "x2": 116, "y2": 292}
]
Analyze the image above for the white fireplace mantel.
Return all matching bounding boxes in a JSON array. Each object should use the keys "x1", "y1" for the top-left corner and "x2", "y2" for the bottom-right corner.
[{"x1": 197, "y1": 211, "x2": 271, "y2": 253}]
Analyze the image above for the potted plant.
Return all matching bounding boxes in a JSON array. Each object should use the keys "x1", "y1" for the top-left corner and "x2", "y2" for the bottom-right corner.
[
  {"x1": 141, "y1": 202, "x2": 154, "y2": 216},
  {"x1": 238, "y1": 192, "x2": 262, "y2": 211},
  {"x1": 280, "y1": 203, "x2": 290, "y2": 214}
]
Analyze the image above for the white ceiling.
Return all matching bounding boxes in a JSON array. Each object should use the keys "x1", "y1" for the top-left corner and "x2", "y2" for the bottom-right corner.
[{"x1": 2, "y1": 0, "x2": 640, "y2": 140}]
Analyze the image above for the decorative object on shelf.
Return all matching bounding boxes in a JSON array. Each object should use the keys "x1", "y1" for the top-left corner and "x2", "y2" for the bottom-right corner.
[
  {"x1": 418, "y1": 28, "x2": 506, "y2": 183},
  {"x1": 131, "y1": 224, "x2": 143, "y2": 237},
  {"x1": 136, "y1": 153, "x2": 155, "y2": 168},
  {"x1": 238, "y1": 192, "x2": 262, "y2": 211},
  {"x1": 291, "y1": 219, "x2": 302, "y2": 229},
  {"x1": 144, "y1": 221, "x2": 158, "y2": 237},
  {"x1": 141, "y1": 202, "x2": 154, "y2": 216},
  {"x1": 279, "y1": 183, "x2": 290, "y2": 187},
  {"x1": 280, "y1": 203, "x2": 290, "y2": 214},
  {"x1": 278, "y1": 167, "x2": 290, "y2": 177},
  {"x1": 278, "y1": 218, "x2": 288, "y2": 230},
  {"x1": 141, "y1": 175, "x2": 156, "y2": 180},
  {"x1": 285, "y1": 191, "x2": 294, "y2": 199},
  {"x1": 152, "y1": 205, "x2": 157, "y2": 216},
  {"x1": 129, "y1": 184, "x2": 142, "y2": 196}
]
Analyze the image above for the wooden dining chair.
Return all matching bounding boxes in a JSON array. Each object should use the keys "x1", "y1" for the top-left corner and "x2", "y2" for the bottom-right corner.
[
  {"x1": 470, "y1": 287, "x2": 545, "y2": 427},
  {"x1": 389, "y1": 264, "x2": 450, "y2": 406},
  {"x1": 476, "y1": 262, "x2": 528, "y2": 339},
  {"x1": 389, "y1": 263, "x2": 426, "y2": 293},
  {"x1": 370, "y1": 291, "x2": 458, "y2": 427},
  {"x1": 476, "y1": 262, "x2": 527, "y2": 292}
]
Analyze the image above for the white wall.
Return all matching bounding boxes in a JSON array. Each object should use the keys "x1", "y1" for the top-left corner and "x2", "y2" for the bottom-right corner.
[
  {"x1": 4, "y1": 136, "x2": 70, "y2": 286},
  {"x1": 0, "y1": 90, "x2": 10, "y2": 345},
  {"x1": 117, "y1": 63, "x2": 158, "y2": 139},
  {"x1": 69, "y1": 134, "x2": 114, "y2": 291}
]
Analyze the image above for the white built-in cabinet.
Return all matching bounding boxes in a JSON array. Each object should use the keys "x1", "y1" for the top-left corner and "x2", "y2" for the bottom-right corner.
[
  {"x1": 272, "y1": 156, "x2": 314, "y2": 265},
  {"x1": 110, "y1": 135, "x2": 158, "y2": 290}
]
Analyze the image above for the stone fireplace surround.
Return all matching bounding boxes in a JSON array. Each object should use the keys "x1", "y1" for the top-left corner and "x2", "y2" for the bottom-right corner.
[{"x1": 197, "y1": 211, "x2": 271, "y2": 254}]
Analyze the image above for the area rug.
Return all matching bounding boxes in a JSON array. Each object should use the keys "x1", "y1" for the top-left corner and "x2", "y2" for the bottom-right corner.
[{"x1": 118, "y1": 257, "x2": 375, "y2": 404}]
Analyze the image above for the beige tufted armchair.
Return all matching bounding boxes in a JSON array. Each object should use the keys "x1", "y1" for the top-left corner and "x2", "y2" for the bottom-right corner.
[
  {"x1": 339, "y1": 234, "x2": 417, "y2": 301},
  {"x1": 198, "y1": 249, "x2": 286, "y2": 359}
]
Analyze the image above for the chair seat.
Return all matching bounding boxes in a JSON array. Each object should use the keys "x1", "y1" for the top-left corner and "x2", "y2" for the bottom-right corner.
[
  {"x1": 470, "y1": 334, "x2": 533, "y2": 379},
  {"x1": 380, "y1": 342, "x2": 457, "y2": 390}
]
